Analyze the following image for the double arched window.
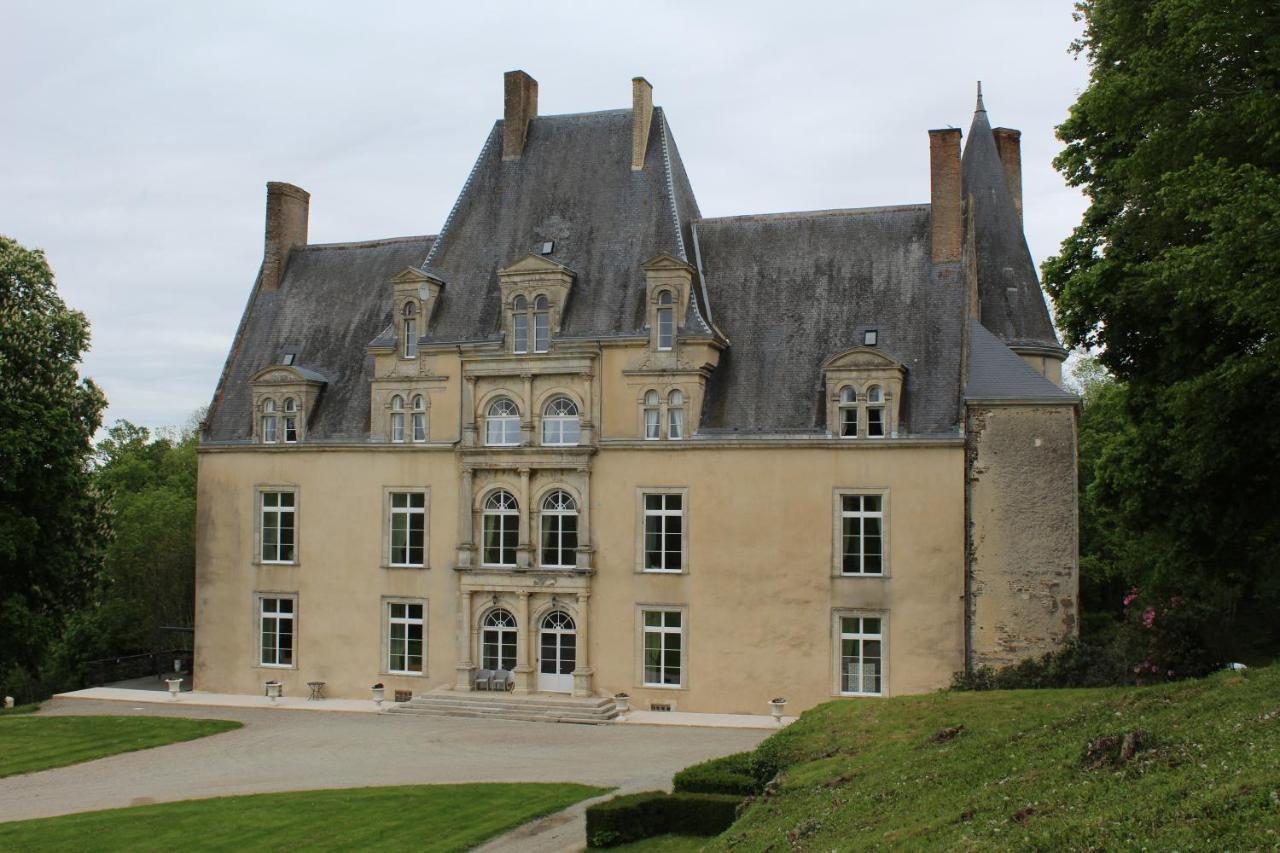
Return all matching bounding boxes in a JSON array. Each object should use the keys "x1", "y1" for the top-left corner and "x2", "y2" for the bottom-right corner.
[
  {"x1": 261, "y1": 399, "x2": 278, "y2": 444},
  {"x1": 511, "y1": 295, "x2": 551, "y2": 354},
  {"x1": 542, "y1": 396, "x2": 580, "y2": 446},
  {"x1": 282, "y1": 398, "x2": 299, "y2": 443},
  {"x1": 390, "y1": 395, "x2": 406, "y2": 443},
  {"x1": 482, "y1": 490, "x2": 519, "y2": 566},
  {"x1": 642, "y1": 388, "x2": 686, "y2": 440},
  {"x1": 482, "y1": 608, "x2": 517, "y2": 671},
  {"x1": 485, "y1": 397, "x2": 521, "y2": 446},
  {"x1": 540, "y1": 490, "x2": 578, "y2": 568},
  {"x1": 656, "y1": 290, "x2": 675, "y2": 350},
  {"x1": 402, "y1": 302, "x2": 418, "y2": 359},
  {"x1": 837, "y1": 385, "x2": 887, "y2": 438},
  {"x1": 412, "y1": 395, "x2": 427, "y2": 442}
]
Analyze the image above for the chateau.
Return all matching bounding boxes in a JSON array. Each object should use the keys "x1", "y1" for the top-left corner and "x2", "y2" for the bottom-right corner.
[{"x1": 194, "y1": 72, "x2": 1078, "y2": 715}]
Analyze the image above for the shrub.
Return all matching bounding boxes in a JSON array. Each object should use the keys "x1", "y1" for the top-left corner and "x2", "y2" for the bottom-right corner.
[
  {"x1": 585, "y1": 791, "x2": 741, "y2": 848},
  {"x1": 672, "y1": 751, "x2": 761, "y2": 796}
]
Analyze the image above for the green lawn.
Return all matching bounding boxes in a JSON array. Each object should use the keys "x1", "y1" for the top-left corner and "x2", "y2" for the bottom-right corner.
[
  {"x1": 710, "y1": 664, "x2": 1280, "y2": 850},
  {"x1": 0, "y1": 783, "x2": 607, "y2": 852},
  {"x1": 0, "y1": 715, "x2": 241, "y2": 778}
]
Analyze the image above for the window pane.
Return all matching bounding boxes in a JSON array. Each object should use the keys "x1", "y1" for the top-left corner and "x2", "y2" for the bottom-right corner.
[
  {"x1": 863, "y1": 618, "x2": 881, "y2": 635},
  {"x1": 645, "y1": 408, "x2": 660, "y2": 439},
  {"x1": 864, "y1": 495, "x2": 881, "y2": 513},
  {"x1": 668, "y1": 409, "x2": 683, "y2": 439},
  {"x1": 534, "y1": 312, "x2": 549, "y2": 352},
  {"x1": 413, "y1": 413, "x2": 427, "y2": 442},
  {"x1": 513, "y1": 313, "x2": 528, "y2": 352},
  {"x1": 665, "y1": 611, "x2": 681, "y2": 629},
  {"x1": 643, "y1": 611, "x2": 662, "y2": 628},
  {"x1": 657, "y1": 307, "x2": 674, "y2": 349}
]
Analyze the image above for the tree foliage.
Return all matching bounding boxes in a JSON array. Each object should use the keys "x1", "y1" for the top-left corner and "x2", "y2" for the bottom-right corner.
[{"x1": 1044, "y1": 1, "x2": 1280, "y2": 657}]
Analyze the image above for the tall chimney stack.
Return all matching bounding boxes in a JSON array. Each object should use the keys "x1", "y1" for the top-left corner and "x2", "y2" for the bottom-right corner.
[
  {"x1": 262, "y1": 182, "x2": 309, "y2": 292},
  {"x1": 502, "y1": 70, "x2": 538, "y2": 160},
  {"x1": 631, "y1": 77, "x2": 653, "y2": 170},
  {"x1": 928, "y1": 128, "x2": 962, "y2": 264},
  {"x1": 992, "y1": 127, "x2": 1023, "y2": 224}
]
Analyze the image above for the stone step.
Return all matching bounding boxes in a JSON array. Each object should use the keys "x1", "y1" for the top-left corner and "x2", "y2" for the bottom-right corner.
[
  {"x1": 388, "y1": 706, "x2": 614, "y2": 725},
  {"x1": 402, "y1": 694, "x2": 614, "y2": 711},
  {"x1": 386, "y1": 690, "x2": 617, "y2": 725}
]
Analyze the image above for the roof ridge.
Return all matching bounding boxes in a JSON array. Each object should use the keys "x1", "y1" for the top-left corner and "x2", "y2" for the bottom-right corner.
[
  {"x1": 657, "y1": 108, "x2": 688, "y2": 262},
  {"x1": 301, "y1": 235, "x2": 436, "y2": 252},
  {"x1": 701, "y1": 204, "x2": 929, "y2": 225},
  {"x1": 421, "y1": 122, "x2": 500, "y2": 270}
]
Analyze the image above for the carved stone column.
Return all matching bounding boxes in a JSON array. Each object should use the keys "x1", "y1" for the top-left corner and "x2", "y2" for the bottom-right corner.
[
  {"x1": 576, "y1": 466, "x2": 592, "y2": 569},
  {"x1": 514, "y1": 590, "x2": 533, "y2": 693},
  {"x1": 581, "y1": 370, "x2": 596, "y2": 444},
  {"x1": 572, "y1": 591, "x2": 593, "y2": 697},
  {"x1": 516, "y1": 467, "x2": 532, "y2": 568},
  {"x1": 455, "y1": 590, "x2": 474, "y2": 690},
  {"x1": 521, "y1": 373, "x2": 534, "y2": 446},
  {"x1": 463, "y1": 375, "x2": 478, "y2": 446},
  {"x1": 457, "y1": 468, "x2": 474, "y2": 567}
]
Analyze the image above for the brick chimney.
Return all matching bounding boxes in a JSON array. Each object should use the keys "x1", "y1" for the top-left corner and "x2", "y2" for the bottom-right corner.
[
  {"x1": 928, "y1": 128, "x2": 962, "y2": 264},
  {"x1": 502, "y1": 70, "x2": 538, "y2": 160},
  {"x1": 992, "y1": 127, "x2": 1023, "y2": 224},
  {"x1": 261, "y1": 182, "x2": 309, "y2": 292},
  {"x1": 631, "y1": 77, "x2": 653, "y2": 170}
]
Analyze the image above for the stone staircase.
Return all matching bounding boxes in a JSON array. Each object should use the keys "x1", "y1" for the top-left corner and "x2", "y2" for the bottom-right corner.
[{"x1": 387, "y1": 690, "x2": 618, "y2": 725}]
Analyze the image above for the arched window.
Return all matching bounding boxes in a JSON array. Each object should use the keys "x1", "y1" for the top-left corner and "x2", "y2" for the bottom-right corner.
[
  {"x1": 866, "y1": 385, "x2": 885, "y2": 437},
  {"x1": 542, "y1": 396, "x2": 580, "y2": 446},
  {"x1": 482, "y1": 608, "x2": 517, "y2": 671},
  {"x1": 667, "y1": 390, "x2": 684, "y2": 440},
  {"x1": 261, "y1": 399, "x2": 278, "y2": 444},
  {"x1": 282, "y1": 398, "x2": 299, "y2": 443},
  {"x1": 533, "y1": 295, "x2": 550, "y2": 353},
  {"x1": 540, "y1": 490, "x2": 578, "y2": 568},
  {"x1": 402, "y1": 302, "x2": 418, "y2": 359},
  {"x1": 643, "y1": 390, "x2": 661, "y2": 440},
  {"x1": 838, "y1": 386, "x2": 858, "y2": 438},
  {"x1": 512, "y1": 295, "x2": 528, "y2": 354},
  {"x1": 656, "y1": 290, "x2": 675, "y2": 351},
  {"x1": 411, "y1": 394, "x2": 427, "y2": 443},
  {"x1": 485, "y1": 397, "x2": 521, "y2": 446},
  {"x1": 389, "y1": 395, "x2": 405, "y2": 443},
  {"x1": 482, "y1": 490, "x2": 519, "y2": 566}
]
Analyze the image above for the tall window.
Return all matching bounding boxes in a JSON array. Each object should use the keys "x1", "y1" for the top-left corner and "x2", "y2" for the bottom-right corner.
[
  {"x1": 642, "y1": 609, "x2": 683, "y2": 686},
  {"x1": 839, "y1": 615, "x2": 883, "y2": 695},
  {"x1": 866, "y1": 386, "x2": 885, "y2": 437},
  {"x1": 387, "y1": 601, "x2": 424, "y2": 674},
  {"x1": 841, "y1": 494, "x2": 883, "y2": 575},
  {"x1": 667, "y1": 390, "x2": 684, "y2": 440},
  {"x1": 485, "y1": 398, "x2": 521, "y2": 446},
  {"x1": 533, "y1": 295, "x2": 550, "y2": 353},
  {"x1": 402, "y1": 302, "x2": 418, "y2": 359},
  {"x1": 542, "y1": 397, "x2": 580, "y2": 446},
  {"x1": 390, "y1": 395, "x2": 405, "y2": 443},
  {"x1": 412, "y1": 395, "x2": 427, "y2": 442},
  {"x1": 282, "y1": 398, "x2": 299, "y2": 443},
  {"x1": 512, "y1": 295, "x2": 528, "y2": 353},
  {"x1": 838, "y1": 387, "x2": 858, "y2": 438},
  {"x1": 540, "y1": 490, "x2": 578, "y2": 568},
  {"x1": 643, "y1": 493, "x2": 683, "y2": 572},
  {"x1": 482, "y1": 490, "x2": 519, "y2": 566},
  {"x1": 260, "y1": 491, "x2": 296, "y2": 563},
  {"x1": 482, "y1": 608, "x2": 517, "y2": 671},
  {"x1": 656, "y1": 291, "x2": 674, "y2": 350},
  {"x1": 389, "y1": 491, "x2": 426, "y2": 567},
  {"x1": 643, "y1": 390, "x2": 661, "y2": 440},
  {"x1": 261, "y1": 399, "x2": 278, "y2": 444},
  {"x1": 259, "y1": 597, "x2": 294, "y2": 667}
]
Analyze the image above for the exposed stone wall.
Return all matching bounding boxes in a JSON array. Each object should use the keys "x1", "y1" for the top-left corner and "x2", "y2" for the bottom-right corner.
[{"x1": 966, "y1": 404, "x2": 1078, "y2": 668}]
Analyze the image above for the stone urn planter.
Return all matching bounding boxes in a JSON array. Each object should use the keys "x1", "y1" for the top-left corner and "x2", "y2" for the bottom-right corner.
[
  {"x1": 769, "y1": 697, "x2": 788, "y2": 723},
  {"x1": 372, "y1": 683, "x2": 385, "y2": 708},
  {"x1": 165, "y1": 677, "x2": 183, "y2": 700},
  {"x1": 614, "y1": 693, "x2": 630, "y2": 713},
  {"x1": 265, "y1": 681, "x2": 282, "y2": 702}
]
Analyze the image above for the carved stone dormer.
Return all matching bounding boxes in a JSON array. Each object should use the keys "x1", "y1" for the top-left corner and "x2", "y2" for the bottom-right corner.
[
  {"x1": 390, "y1": 267, "x2": 444, "y2": 360},
  {"x1": 497, "y1": 254, "x2": 575, "y2": 354},
  {"x1": 822, "y1": 347, "x2": 907, "y2": 439},
  {"x1": 250, "y1": 365, "x2": 326, "y2": 444},
  {"x1": 642, "y1": 254, "x2": 695, "y2": 358}
]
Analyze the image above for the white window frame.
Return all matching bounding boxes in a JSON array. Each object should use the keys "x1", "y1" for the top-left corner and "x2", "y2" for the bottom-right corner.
[
  {"x1": 539, "y1": 489, "x2": 578, "y2": 568},
  {"x1": 481, "y1": 607, "x2": 518, "y2": 671},
  {"x1": 481, "y1": 490, "x2": 519, "y2": 567},
  {"x1": 838, "y1": 386, "x2": 858, "y2": 438},
  {"x1": 834, "y1": 610, "x2": 885, "y2": 696},
  {"x1": 638, "y1": 606, "x2": 686, "y2": 689},
  {"x1": 282, "y1": 398, "x2": 299, "y2": 443},
  {"x1": 667, "y1": 390, "x2": 684, "y2": 440},
  {"x1": 835, "y1": 490, "x2": 887, "y2": 576},
  {"x1": 257, "y1": 593, "x2": 297, "y2": 669},
  {"x1": 533, "y1": 295, "x2": 550, "y2": 353},
  {"x1": 385, "y1": 598, "x2": 426, "y2": 676},
  {"x1": 637, "y1": 488, "x2": 687, "y2": 574},
  {"x1": 484, "y1": 397, "x2": 521, "y2": 447},
  {"x1": 386, "y1": 489, "x2": 428, "y2": 568},
  {"x1": 656, "y1": 290, "x2": 675, "y2": 351},
  {"x1": 390, "y1": 395, "x2": 406, "y2": 444},
  {"x1": 512, "y1": 295, "x2": 529, "y2": 354},
  {"x1": 411, "y1": 395, "x2": 427, "y2": 443},
  {"x1": 541, "y1": 396, "x2": 581, "y2": 446},
  {"x1": 402, "y1": 302, "x2": 418, "y2": 359},
  {"x1": 643, "y1": 390, "x2": 661, "y2": 440},
  {"x1": 258, "y1": 488, "x2": 298, "y2": 565},
  {"x1": 261, "y1": 399, "x2": 278, "y2": 444},
  {"x1": 866, "y1": 385, "x2": 885, "y2": 437}
]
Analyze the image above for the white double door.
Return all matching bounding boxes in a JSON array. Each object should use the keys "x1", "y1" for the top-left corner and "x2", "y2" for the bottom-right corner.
[{"x1": 537, "y1": 611, "x2": 576, "y2": 693}]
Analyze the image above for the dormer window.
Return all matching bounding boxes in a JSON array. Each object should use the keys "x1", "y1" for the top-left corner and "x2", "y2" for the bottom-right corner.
[
  {"x1": 643, "y1": 390, "x2": 661, "y2": 440},
  {"x1": 533, "y1": 296, "x2": 550, "y2": 353},
  {"x1": 667, "y1": 390, "x2": 684, "y2": 440},
  {"x1": 390, "y1": 395, "x2": 406, "y2": 443},
  {"x1": 485, "y1": 397, "x2": 521, "y2": 446},
  {"x1": 866, "y1": 386, "x2": 885, "y2": 437},
  {"x1": 512, "y1": 296, "x2": 529, "y2": 353},
  {"x1": 839, "y1": 387, "x2": 858, "y2": 437},
  {"x1": 282, "y1": 398, "x2": 299, "y2": 443},
  {"x1": 824, "y1": 346, "x2": 906, "y2": 441},
  {"x1": 542, "y1": 396, "x2": 580, "y2": 446},
  {"x1": 656, "y1": 291, "x2": 675, "y2": 351},
  {"x1": 261, "y1": 399, "x2": 278, "y2": 443},
  {"x1": 412, "y1": 395, "x2": 427, "y2": 443},
  {"x1": 402, "y1": 303, "x2": 418, "y2": 359}
]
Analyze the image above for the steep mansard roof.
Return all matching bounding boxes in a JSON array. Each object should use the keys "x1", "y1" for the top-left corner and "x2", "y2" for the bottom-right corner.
[{"x1": 965, "y1": 320, "x2": 1076, "y2": 403}]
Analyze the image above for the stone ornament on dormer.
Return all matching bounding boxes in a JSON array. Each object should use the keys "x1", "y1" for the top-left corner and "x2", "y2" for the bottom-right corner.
[
  {"x1": 250, "y1": 365, "x2": 326, "y2": 444},
  {"x1": 642, "y1": 254, "x2": 695, "y2": 357},
  {"x1": 822, "y1": 347, "x2": 907, "y2": 439},
  {"x1": 497, "y1": 254, "x2": 575, "y2": 355}
]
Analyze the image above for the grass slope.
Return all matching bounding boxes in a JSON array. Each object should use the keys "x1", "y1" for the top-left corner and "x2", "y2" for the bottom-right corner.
[
  {"x1": 0, "y1": 716, "x2": 240, "y2": 778},
  {"x1": 717, "y1": 665, "x2": 1280, "y2": 850},
  {"x1": 0, "y1": 783, "x2": 606, "y2": 852}
]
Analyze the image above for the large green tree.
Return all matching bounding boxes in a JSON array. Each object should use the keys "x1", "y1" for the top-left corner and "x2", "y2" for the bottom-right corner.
[
  {"x1": 0, "y1": 236, "x2": 106, "y2": 695},
  {"x1": 1044, "y1": 1, "x2": 1280, "y2": 655}
]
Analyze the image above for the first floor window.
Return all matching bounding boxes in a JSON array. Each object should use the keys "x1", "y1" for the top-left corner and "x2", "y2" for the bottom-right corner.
[
  {"x1": 840, "y1": 615, "x2": 882, "y2": 695},
  {"x1": 540, "y1": 490, "x2": 578, "y2": 567},
  {"x1": 387, "y1": 602, "x2": 424, "y2": 674},
  {"x1": 389, "y1": 491, "x2": 426, "y2": 566},
  {"x1": 643, "y1": 492, "x2": 683, "y2": 572},
  {"x1": 260, "y1": 490, "x2": 296, "y2": 563},
  {"x1": 840, "y1": 494, "x2": 883, "y2": 574},
  {"x1": 642, "y1": 609, "x2": 683, "y2": 686},
  {"x1": 482, "y1": 490, "x2": 519, "y2": 566},
  {"x1": 260, "y1": 597, "x2": 295, "y2": 666},
  {"x1": 482, "y1": 608, "x2": 517, "y2": 670}
]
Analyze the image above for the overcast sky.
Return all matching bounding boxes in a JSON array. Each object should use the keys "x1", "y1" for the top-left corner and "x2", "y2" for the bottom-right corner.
[{"x1": 2, "y1": 1, "x2": 1090, "y2": 432}]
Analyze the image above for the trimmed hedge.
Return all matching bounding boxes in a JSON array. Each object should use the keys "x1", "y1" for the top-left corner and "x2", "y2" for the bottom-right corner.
[
  {"x1": 585, "y1": 790, "x2": 742, "y2": 848},
  {"x1": 672, "y1": 751, "x2": 761, "y2": 796}
]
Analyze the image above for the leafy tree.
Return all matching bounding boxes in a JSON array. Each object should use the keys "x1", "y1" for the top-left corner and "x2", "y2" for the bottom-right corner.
[
  {"x1": 0, "y1": 236, "x2": 106, "y2": 698},
  {"x1": 1044, "y1": 1, "x2": 1280, "y2": 657}
]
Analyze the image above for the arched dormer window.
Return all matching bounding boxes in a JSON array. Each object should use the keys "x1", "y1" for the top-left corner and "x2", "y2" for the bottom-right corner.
[
  {"x1": 261, "y1": 399, "x2": 278, "y2": 444},
  {"x1": 485, "y1": 397, "x2": 521, "y2": 447},
  {"x1": 667, "y1": 390, "x2": 684, "y2": 440},
  {"x1": 411, "y1": 394, "x2": 427, "y2": 443},
  {"x1": 656, "y1": 290, "x2": 675, "y2": 351},
  {"x1": 482, "y1": 491, "x2": 519, "y2": 566},
  {"x1": 542, "y1": 397, "x2": 580, "y2": 446},
  {"x1": 643, "y1": 390, "x2": 661, "y2": 440},
  {"x1": 539, "y1": 490, "x2": 578, "y2": 568},
  {"x1": 402, "y1": 302, "x2": 418, "y2": 359},
  {"x1": 866, "y1": 386, "x2": 885, "y2": 437},
  {"x1": 282, "y1": 398, "x2": 299, "y2": 443},
  {"x1": 390, "y1": 395, "x2": 405, "y2": 443},
  {"x1": 533, "y1": 295, "x2": 550, "y2": 353},
  {"x1": 512, "y1": 295, "x2": 529, "y2": 354},
  {"x1": 838, "y1": 387, "x2": 858, "y2": 438}
]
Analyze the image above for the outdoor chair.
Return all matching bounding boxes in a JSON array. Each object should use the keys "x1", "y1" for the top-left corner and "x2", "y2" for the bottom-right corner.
[
  {"x1": 473, "y1": 668, "x2": 494, "y2": 691},
  {"x1": 491, "y1": 669, "x2": 514, "y2": 691}
]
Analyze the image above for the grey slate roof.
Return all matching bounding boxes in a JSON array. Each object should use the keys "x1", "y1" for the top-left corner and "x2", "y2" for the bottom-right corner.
[
  {"x1": 204, "y1": 236, "x2": 434, "y2": 443},
  {"x1": 962, "y1": 102, "x2": 1063, "y2": 353},
  {"x1": 695, "y1": 207, "x2": 965, "y2": 435},
  {"x1": 965, "y1": 320, "x2": 1077, "y2": 403}
]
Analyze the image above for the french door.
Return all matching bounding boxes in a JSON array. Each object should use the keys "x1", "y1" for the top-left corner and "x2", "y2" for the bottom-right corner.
[{"x1": 537, "y1": 611, "x2": 576, "y2": 693}]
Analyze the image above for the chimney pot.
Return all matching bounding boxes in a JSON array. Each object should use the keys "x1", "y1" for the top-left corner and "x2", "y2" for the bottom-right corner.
[
  {"x1": 992, "y1": 128, "x2": 1023, "y2": 225},
  {"x1": 502, "y1": 70, "x2": 539, "y2": 160},
  {"x1": 262, "y1": 182, "x2": 309, "y2": 292},
  {"x1": 928, "y1": 129, "x2": 962, "y2": 264},
  {"x1": 631, "y1": 77, "x2": 654, "y2": 170}
]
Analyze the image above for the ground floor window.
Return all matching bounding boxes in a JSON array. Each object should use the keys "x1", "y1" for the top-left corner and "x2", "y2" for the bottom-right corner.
[
  {"x1": 839, "y1": 614, "x2": 883, "y2": 695},
  {"x1": 387, "y1": 601, "x2": 425, "y2": 674},
  {"x1": 642, "y1": 609, "x2": 683, "y2": 687},
  {"x1": 482, "y1": 608, "x2": 517, "y2": 671},
  {"x1": 260, "y1": 596, "x2": 295, "y2": 667}
]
